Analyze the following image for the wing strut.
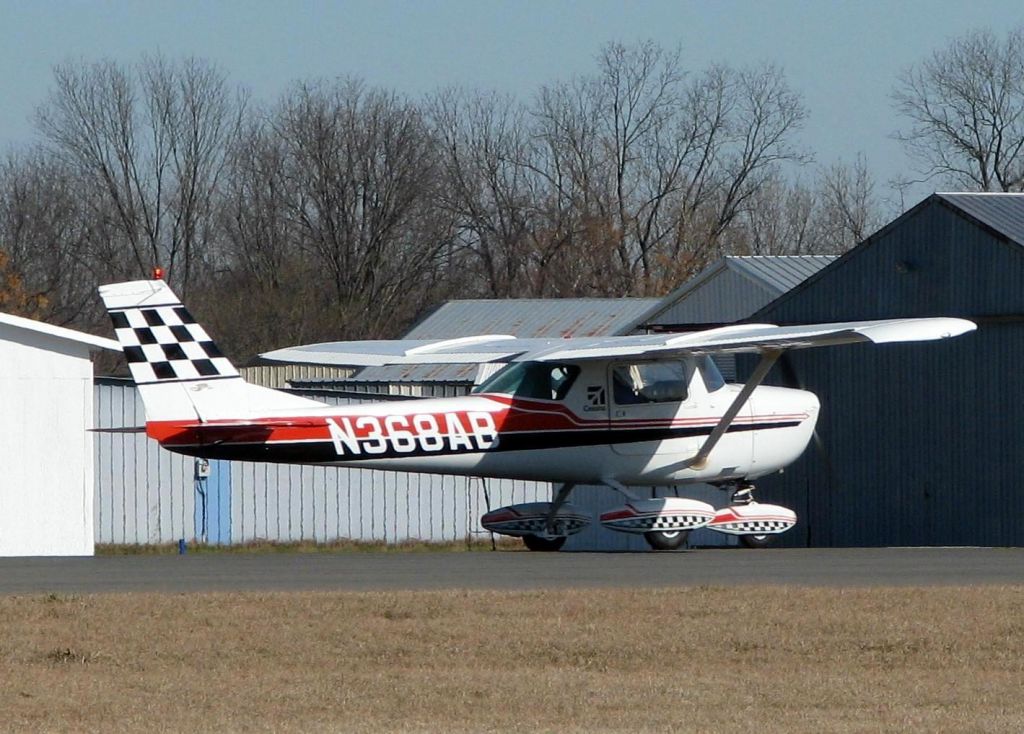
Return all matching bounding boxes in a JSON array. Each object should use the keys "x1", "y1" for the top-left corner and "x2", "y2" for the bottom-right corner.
[{"x1": 684, "y1": 349, "x2": 782, "y2": 470}]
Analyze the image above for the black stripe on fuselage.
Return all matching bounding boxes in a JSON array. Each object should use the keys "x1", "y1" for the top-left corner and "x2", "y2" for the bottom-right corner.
[{"x1": 163, "y1": 420, "x2": 803, "y2": 463}]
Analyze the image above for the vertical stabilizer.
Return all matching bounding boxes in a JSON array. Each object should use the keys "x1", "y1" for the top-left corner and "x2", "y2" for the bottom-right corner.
[
  {"x1": 99, "y1": 279, "x2": 238, "y2": 384},
  {"x1": 99, "y1": 280, "x2": 325, "y2": 423}
]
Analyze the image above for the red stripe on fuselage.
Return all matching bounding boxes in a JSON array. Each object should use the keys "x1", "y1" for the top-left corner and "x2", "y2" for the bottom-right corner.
[{"x1": 145, "y1": 394, "x2": 808, "y2": 448}]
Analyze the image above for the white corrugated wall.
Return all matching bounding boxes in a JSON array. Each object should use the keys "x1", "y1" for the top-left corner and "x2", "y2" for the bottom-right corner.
[{"x1": 93, "y1": 381, "x2": 549, "y2": 545}]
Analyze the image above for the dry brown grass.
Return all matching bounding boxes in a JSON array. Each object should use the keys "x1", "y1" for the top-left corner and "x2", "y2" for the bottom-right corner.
[{"x1": 2, "y1": 587, "x2": 1023, "y2": 732}]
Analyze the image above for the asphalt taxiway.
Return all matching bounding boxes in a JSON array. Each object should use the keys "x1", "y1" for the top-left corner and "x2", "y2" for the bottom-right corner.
[{"x1": 0, "y1": 547, "x2": 1021, "y2": 594}]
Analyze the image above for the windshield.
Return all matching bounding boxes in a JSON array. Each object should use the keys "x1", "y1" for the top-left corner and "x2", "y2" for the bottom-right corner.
[{"x1": 473, "y1": 361, "x2": 580, "y2": 401}]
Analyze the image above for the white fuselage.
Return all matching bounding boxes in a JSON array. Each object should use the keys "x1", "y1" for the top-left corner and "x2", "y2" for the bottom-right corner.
[{"x1": 150, "y1": 357, "x2": 820, "y2": 487}]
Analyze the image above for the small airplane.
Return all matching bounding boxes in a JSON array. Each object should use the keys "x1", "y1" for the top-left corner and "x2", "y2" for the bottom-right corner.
[{"x1": 99, "y1": 279, "x2": 976, "y2": 551}]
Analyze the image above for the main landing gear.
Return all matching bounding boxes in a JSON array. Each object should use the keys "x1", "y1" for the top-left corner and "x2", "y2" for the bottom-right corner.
[
  {"x1": 480, "y1": 480, "x2": 798, "y2": 552},
  {"x1": 479, "y1": 484, "x2": 589, "y2": 552}
]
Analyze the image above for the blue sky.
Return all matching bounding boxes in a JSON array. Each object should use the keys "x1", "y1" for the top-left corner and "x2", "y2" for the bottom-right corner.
[{"x1": 2, "y1": 0, "x2": 1023, "y2": 205}]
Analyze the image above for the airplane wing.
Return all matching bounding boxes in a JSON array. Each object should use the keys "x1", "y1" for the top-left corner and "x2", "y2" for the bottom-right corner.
[
  {"x1": 261, "y1": 335, "x2": 561, "y2": 366},
  {"x1": 530, "y1": 318, "x2": 977, "y2": 361},
  {"x1": 260, "y1": 317, "x2": 976, "y2": 367}
]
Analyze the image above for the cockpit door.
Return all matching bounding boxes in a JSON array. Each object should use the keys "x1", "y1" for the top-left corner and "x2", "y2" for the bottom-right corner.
[
  {"x1": 608, "y1": 358, "x2": 704, "y2": 457},
  {"x1": 607, "y1": 356, "x2": 753, "y2": 463}
]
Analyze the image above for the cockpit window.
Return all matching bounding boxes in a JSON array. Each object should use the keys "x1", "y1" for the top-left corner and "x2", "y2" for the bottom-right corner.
[
  {"x1": 612, "y1": 361, "x2": 693, "y2": 404},
  {"x1": 473, "y1": 362, "x2": 580, "y2": 401}
]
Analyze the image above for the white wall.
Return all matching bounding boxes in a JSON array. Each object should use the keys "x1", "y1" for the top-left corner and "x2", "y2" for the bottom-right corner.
[{"x1": 0, "y1": 328, "x2": 95, "y2": 556}]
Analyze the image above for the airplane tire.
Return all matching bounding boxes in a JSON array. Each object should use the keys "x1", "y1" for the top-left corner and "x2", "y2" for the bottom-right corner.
[
  {"x1": 644, "y1": 530, "x2": 690, "y2": 551},
  {"x1": 522, "y1": 534, "x2": 567, "y2": 552},
  {"x1": 740, "y1": 534, "x2": 772, "y2": 549}
]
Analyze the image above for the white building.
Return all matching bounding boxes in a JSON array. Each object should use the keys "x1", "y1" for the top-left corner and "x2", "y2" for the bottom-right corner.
[{"x1": 0, "y1": 312, "x2": 118, "y2": 556}]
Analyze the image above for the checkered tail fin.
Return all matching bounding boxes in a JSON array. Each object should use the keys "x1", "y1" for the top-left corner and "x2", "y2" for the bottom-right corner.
[
  {"x1": 100, "y1": 280, "x2": 239, "y2": 385},
  {"x1": 99, "y1": 279, "x2": 324, "y2": 423}
]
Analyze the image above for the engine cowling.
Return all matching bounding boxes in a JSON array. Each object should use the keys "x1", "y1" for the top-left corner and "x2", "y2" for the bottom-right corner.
[
  {"x1": 600, "y1": 497, "x2": 716, "y2": 534},
  {"x1": 481, "y1": 502, "x2": 591, "y2": 538},
  {"x1": 706, "y1": 503, "x2": 797, "y2": 536}
]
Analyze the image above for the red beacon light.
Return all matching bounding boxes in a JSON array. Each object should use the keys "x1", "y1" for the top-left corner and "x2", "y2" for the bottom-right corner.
[{"x1": 152, "y1": 267, "x2": 165, "y2": 280}]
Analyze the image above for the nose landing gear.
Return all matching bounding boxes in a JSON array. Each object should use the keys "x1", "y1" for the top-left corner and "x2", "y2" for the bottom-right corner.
[
  {"x1": 728, "y1": 482, "x2": 756, "y2": 505},
  {"x1": 708, "y1": 481, "x2": 797, "y2": 548}
]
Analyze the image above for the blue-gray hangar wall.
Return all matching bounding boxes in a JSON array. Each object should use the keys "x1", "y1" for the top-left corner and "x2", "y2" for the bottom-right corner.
[{"x1": 748, "y1": 192, "x2": 1024, "y2": 547}]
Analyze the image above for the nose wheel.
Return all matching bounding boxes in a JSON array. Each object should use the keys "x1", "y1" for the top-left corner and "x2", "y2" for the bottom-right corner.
[
  {"x1": 644, "y1": 530, "x2": 690, "y2": 551},
  {"x1": 739, "y1": 534, "x2": 772, "y2": 549},
  {"x1": 522, "y1": 535, "x2": 567, "y2": 552}
]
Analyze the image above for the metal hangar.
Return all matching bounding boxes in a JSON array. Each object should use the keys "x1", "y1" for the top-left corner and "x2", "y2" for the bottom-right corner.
[{"x1": 750, "y1": 192, "x2": 1024, "y2": 547}]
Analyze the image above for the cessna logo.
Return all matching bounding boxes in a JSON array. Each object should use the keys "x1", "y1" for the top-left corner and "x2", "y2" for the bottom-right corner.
[
  {"x1": 584, "y1": 385, "x2": 606, "y2": 411},
  {"x1": 326, "y1": 412, "x2": 497, "y2": 456}
]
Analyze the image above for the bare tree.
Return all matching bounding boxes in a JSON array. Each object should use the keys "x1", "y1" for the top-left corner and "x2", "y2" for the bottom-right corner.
[
  {"x1": 273, "y1": 79, "x2": 451, "y2": 338},
  {"x1": 593, "y1": 41, "x2": 685, "y2": 289},
  {"x1": 529, "y1": 41, "x2": 687, "y2": 294},
  {"x1": 531, "y1": 43, "x2": 808, "y2": 295},
  {"x1": 894, "y1": 28, "x2": 1024, "y2": 191},
  {"x1": 0, "y1": 150, "x2": 98, "y2": 324},
  {"x1": 726, "y1": 173, "x2": 817, "y2": 255},
  {"x1": 655, "y1": 63, "x2": 810, "y2": 288},
  {"x1": 528, "y1": 78, "x2": 613, "y2": 294},
  {"x1": 2, "y1": 46, "x2": 819, "y2": 359},
  {"x1": 727, "y1": 155, "x2": 882, "y2": 256},
  {"x1": 35, "y1": 55, "x2": 244, "y2": 291},
  {"x1": 816, "y1": 155, "x2": 882, "y2": 251},
  {"x1": 428, "y1": 89, "x2": 535, "y2": 297},
  {"x1": 207, "y1": 118, "x2": 328, "y2": 359}
]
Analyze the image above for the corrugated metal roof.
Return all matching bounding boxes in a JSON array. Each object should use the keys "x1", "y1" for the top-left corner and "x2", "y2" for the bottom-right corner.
[
  {"x1": 239, "y1": 363, "x2": 356, "y2": 389},
  {"x1": 728, "y1": 255, "x2": 839, "y2": 294},
  {"x1": 352, "y1": 298, "x2": 659, "y2": 384},
  {"x1": 405, "y1": 298, "x2": 660, "y2": 339},
  {"x1": 351, "y1": 361, "x2": 484, "y2": 385},
  {"x1": 632, "y1": 255, "x2": 837, "y2": 328},
  {"x1": 937, "y1": 192, "x2": 1024, "y2": 246}
]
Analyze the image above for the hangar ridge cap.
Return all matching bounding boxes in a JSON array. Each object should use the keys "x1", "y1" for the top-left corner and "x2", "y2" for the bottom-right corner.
[{"x1": 0, "y1": 311, "x2": 120, "y2": 351}]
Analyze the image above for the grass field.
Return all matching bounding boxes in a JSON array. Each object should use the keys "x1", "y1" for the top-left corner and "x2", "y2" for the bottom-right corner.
[{"x1": 3, "y1": 586, "x2": 1023, "y2": 732}]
